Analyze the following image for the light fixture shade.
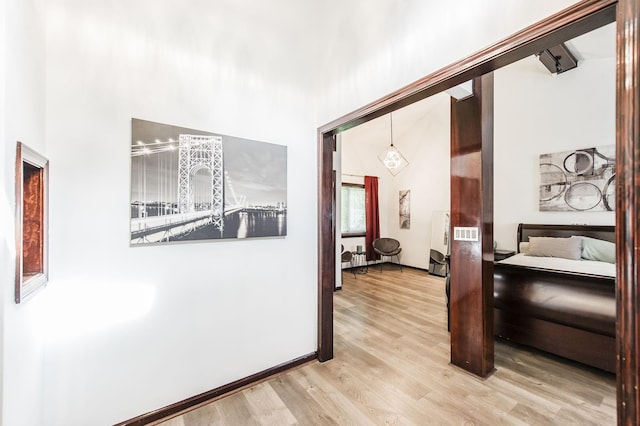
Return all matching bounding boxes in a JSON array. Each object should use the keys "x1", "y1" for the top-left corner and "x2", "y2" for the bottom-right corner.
[{"x1": 378, "y1": 145, "x2": 409, "y2": 176}]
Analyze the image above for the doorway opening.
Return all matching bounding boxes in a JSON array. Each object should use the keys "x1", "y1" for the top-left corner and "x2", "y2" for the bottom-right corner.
[{"x1": 317, "y1": 0, "x2": 639, "y2": 422}]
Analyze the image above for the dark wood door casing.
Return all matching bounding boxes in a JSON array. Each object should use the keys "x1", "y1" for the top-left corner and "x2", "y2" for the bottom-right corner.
[
  {"x1": 449, "y1": 74, "x2": 495, "y2": 377},
  {"x1": 616, "y1": 0, "x2": 640, "y2": 423},
  {"x1": 317, "y1": 133, "x2": 335, "y2": 362}
]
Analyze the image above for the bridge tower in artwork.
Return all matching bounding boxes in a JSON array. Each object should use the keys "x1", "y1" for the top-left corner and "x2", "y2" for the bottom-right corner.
[{"x1": 177, "y1": 134, "x2": 224, "y2": 232}]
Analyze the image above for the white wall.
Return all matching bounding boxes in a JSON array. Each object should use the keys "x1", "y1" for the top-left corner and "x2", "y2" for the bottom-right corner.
[
  {"x1": 341, "y1": 93, "x2": 450, "y2": 270},
  {"x1": 42, "y1": 1, "x2": 318, "y2": 424},
  {"x1": 494, "y1": 23, "x2": 616, "y2": 251},
  {"x1": 0, "y1": 0, "x2": 5, "y2": 421},
  {"x1": 2, "y1": 0, "x2": 47, "y2": 424}
]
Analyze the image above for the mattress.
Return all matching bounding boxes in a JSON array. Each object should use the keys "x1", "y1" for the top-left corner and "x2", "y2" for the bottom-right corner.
[{"x1": 497, "y1": 253, "x2": 616, "y2": 278}]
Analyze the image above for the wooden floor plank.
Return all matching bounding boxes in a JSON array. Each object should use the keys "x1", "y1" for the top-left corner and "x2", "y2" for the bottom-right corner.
[
  {"x1": 268, "y1": 375, "x2": 339, "y2": 425},
  {"x1": 242, "y1": 382, "x2": 297, "y2": 426},
  {"x1": 159, "y1": 267, "x2": 616, "y2": 425}
]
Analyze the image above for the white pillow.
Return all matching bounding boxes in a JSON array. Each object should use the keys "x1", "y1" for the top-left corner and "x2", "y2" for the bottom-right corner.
[
  {"x1": 519, "y1": 241, "x2": 529, "y2": 254},
  {"x1": 575, "y1": 236, "x2": 616, "y2": 264},
  {"x1": 526, "y1": 236, "x2": 582, "y2": 260}
]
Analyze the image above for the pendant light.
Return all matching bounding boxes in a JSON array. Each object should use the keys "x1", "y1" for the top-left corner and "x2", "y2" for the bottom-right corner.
[{"x1": 377, "y1": 112, "x2": 408, "y2": 176}]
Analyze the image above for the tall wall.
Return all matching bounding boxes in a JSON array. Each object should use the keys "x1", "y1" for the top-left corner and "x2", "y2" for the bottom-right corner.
[
  {"x1": 2, "y1": 0, "x2": 47, "y2": 424},
  {"x1": 0, "y1": 0, "x2": 5, "y2": 421},
  {"x1": 42, "y1": 1, "x2": 318, "y2": 424},
  {"x1": 0, "y1": 0, "x2": 5, "y2": 419}
]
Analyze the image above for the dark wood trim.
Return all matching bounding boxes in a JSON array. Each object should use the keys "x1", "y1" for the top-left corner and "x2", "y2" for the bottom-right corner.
[
  {"x1": 449, "y1": 74, "x2": 495, "y2": 377},
  {"x1": 317, "y1": 133, "x2": 335, "y2": 362},
  {"x1": 616, "y1": 0, "x2": 640, "y2": 423},
  {"x1": 114, "y1": 352, "x2": 317, "y2": 426}
]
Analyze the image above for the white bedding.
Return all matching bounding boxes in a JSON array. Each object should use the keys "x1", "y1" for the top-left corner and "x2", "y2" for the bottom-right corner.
[{"x1": 497, "y1": 253, "x2": 616, "y2": 278}]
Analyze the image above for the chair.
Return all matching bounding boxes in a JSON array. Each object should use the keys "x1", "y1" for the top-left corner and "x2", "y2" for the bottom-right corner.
[
  {"x1": 341, "y1": 245, "x2": 356, "y2": 278},
  {"x1": 372, "y1": 238, "x2": 402, "y2": 272},
  {"x1": 429, "y1": 249, "x2": 448, "y2": 277}
]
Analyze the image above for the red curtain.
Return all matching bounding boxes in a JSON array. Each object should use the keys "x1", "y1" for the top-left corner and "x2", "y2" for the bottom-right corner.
[{"x1": 364, "y1": 176, "x2": 380, "y2": 261}]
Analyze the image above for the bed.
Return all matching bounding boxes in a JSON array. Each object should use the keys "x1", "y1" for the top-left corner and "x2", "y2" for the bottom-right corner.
[{"x1": 493, "y1": 223, "x2": 616, "y2": 373}]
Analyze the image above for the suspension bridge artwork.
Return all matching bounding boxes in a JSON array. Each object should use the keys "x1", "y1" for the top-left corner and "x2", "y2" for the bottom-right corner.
[{"x1": 130, "y1": 118, "x2": 287, "y2": 244}]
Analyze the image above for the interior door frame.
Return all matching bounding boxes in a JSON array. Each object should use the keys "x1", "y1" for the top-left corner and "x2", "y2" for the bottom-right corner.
[{"x1": 318, "y1": 0, "x2": 640, "y2": 422}]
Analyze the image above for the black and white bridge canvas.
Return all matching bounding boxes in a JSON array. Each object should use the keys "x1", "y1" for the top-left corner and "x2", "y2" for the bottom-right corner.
[
  {"x1": 130, "y1": 118, "x2": 287, "y2": 244},
  {"x1": 539, "y1": 144, "x2": 615, "y2": 212}
]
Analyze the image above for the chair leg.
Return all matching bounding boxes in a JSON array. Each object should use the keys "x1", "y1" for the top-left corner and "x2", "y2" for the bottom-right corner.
[{"x1": 396, "y1": 255, "x2": 402, "y2": 272}]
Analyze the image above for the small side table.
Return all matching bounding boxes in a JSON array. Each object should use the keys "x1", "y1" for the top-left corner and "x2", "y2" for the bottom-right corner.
[
  {"x1": 494, "y1": 249, "x2": 516, "y2": 261},
  {"x1": 352, "y1": 252, "x2": 368, "y2": 274}
]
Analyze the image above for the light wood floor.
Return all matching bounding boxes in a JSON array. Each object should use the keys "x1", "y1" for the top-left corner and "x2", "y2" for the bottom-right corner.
[{"x1": 160, "y1": 266, "x2": 616, "y2": 425}]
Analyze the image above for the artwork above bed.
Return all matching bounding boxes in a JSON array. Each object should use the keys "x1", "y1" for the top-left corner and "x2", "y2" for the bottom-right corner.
[{"x1": 539, "y1": 144, "x2": 615, "y2": 212}]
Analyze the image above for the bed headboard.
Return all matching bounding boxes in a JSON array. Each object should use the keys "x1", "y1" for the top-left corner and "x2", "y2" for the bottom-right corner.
[{"x1": 517, "y1": 223, "x2": 616, "y2": 253}]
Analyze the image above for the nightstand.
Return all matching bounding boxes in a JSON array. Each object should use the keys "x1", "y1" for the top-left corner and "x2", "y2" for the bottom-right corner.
[{"x1": 494, "y1": 249, "x2": 516, "y2": 261}]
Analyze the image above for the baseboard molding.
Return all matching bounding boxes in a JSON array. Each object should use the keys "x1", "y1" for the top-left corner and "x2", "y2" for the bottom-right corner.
[{"x1": 115, "y1": 352, "x2": 318, "y2": 426}]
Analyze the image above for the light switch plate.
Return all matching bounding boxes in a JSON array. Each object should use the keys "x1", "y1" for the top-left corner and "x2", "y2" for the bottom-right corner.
[{"x1": 453, "y1": 227, "x2": 479, "y2": 242}]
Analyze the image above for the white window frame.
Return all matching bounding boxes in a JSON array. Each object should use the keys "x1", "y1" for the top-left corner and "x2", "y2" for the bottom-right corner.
[{"x1": 341, "y1": 183, "x2": 365, "y2": 237}]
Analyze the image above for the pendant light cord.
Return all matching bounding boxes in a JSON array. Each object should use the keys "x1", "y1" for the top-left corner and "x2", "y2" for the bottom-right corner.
[{"x1": 390, "y1": 113, "x2": 394, "y2": 147}]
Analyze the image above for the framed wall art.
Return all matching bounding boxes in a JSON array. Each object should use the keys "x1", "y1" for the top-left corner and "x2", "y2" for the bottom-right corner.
[
  {"x1": 399, "y1": 189, "x2": 410, "y2": 229},
  {"x1": 15, "y1": 142, "x2": 49, "y2": 303},
  {"x1": 130, "y1": 118, "x2": 287, "y2": 245},
  {"x1": 539, "y1": 145, "x2": 615, "y2": 212}
]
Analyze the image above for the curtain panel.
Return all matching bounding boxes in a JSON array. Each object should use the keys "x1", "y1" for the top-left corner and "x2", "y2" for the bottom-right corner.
[{"x1": 364, "y1": 176, "x2": 380, "y2": 261}]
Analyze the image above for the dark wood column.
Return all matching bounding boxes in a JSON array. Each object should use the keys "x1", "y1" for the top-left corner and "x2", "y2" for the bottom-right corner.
[
  {"x1": 317, "y1": 132, "x2": 335, "y2": 362},
  {"x1": 616, "y1": 1, "x2": 640, "y2": 423},
  {"x1": 449, "y1": 74, "x2": 494, "y2": 377}
]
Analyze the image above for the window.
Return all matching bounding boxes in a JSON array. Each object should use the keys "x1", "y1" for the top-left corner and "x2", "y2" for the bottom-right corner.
[{"x1": 341, "y1": 183, "x2": 365, "y2": 237}]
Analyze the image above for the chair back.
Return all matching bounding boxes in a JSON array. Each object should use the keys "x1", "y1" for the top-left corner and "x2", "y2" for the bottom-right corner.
[
  {"x1": 430, "y1": 249, "x2": 446, "y2": 264},
  {"x1": 373, "y1": 238, "x2": 400, "y2": 253}
]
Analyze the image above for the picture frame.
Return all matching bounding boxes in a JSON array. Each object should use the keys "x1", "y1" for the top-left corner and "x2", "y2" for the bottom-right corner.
[
  {"x1": 399, "y1": 189, "x2": 410, "y2": 229},
  {"x1": 15, "y1": 142, "x2": 49, "y2": 303},
  {"x1": 130, "y1": 118, "x2": 287, "y2": 245},
  {"x1": 539, "y1": 145, "x2": 615, "y2": 212}
]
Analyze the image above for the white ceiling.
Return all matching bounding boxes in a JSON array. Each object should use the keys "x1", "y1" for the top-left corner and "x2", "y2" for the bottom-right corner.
[{"x1": 565, "y1": 22, "x2": 616, "y2": 61}]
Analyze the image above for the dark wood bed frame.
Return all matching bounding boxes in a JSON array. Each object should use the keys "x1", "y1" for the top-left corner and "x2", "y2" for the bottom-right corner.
[{"x1": 493, "y1": 223, "x2": 616, "y2": 373}]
